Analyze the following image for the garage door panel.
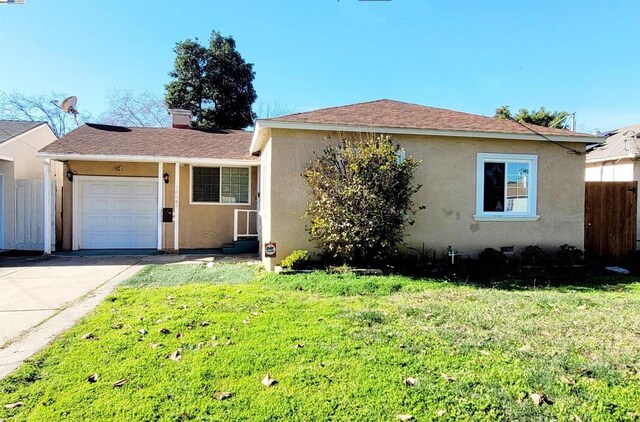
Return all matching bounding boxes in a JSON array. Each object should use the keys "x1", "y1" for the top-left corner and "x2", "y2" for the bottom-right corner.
[
  {"x1": 134, "y1": 199, "x2": 157, "y2": 212},
  {"x1": 83, "y1": 233, "x2": 109, "y2": 249},
  {"x1": 78, "y1": 178, "x2": 157, "y2": 249},
  {"x1": 112, "y1": 183, "x2": 134, "y2": 196},
  {"x1": 112, "y1": 199, "x2": 134, "y2": 212},
  {"x1": 136, "y1": 184, "x2": 156, "y2": 196},
  {"x1": 83, "y1": 183, "x2": 109, "y2": 196},
  {"x1": 111, "y1": 215, "x2": 132, "y2": 230},
  {"x1": 134, "y1": 215, "x2": 156, "y2": 228},
  {"x1": 82, "y1": 198, "x2": 109, "y2": 212},
  {"x1": 84, "y1": 214, "x2": 109, "y2": 230}
]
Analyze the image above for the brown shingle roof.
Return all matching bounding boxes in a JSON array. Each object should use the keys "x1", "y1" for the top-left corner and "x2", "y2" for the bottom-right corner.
[
  {"x1": 39, "y1": 124, "x2": 257, "y2": 161},
  {"x1": 266, "y1": 99, "x2": 593, "y2": 139},
  {"x1": 587, "y1": 124, "x2": 640, "y2": 161},
  {"x1": 0, "y1": 120, "x2": 47, "y2": 144}
]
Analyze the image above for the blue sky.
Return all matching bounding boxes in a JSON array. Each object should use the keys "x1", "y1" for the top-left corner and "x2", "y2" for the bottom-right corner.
[{"x1": 1, "y1": 0, "x2": 638, "y2": 132}]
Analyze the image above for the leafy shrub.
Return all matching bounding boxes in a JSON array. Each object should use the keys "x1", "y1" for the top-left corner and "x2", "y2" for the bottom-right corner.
[
  {"x1": 520, "y1": 245, "x2": 548, "y2": 266},
  {"x1": 478, "y1": 248, "x2": 509, "y2": 270},
  {"x1": 280, "y1": 250, "x2": 311, "y2": 270},
  {"x1": 304, "y1": 134, "x2": 422, "y2": 265},
  {"x1": 556, "y1": 244, "x2": 584, "y2": 265}
]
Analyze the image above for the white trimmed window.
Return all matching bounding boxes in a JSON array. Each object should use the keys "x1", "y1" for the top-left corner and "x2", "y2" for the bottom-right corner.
[
  {"x1": 475, "y1": 153, "x2": 538, "y2": 221},
  {"x1": 191, "y1": 166, "x2": 250, "y2": 204}
]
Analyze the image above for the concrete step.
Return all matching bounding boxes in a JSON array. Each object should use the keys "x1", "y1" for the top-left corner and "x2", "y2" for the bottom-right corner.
[{"x1": 223, "y1": 239, "x2": 259, "y2": 254}]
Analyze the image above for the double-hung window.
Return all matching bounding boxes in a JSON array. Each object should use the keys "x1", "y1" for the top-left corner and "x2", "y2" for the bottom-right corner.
[
  {"x1": 191, "y1": 166, "x2": 250, "y2": 204},
  {"x1": 475, "y1": 153, "x2": 538, "y2": 221}
]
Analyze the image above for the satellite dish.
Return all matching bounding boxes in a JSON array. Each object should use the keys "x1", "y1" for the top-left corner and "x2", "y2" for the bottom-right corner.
[
  {"x1": 51, "y1": 96, "x2": 80, "y2": 125},
  {"x1": 60, "y1": 96, "x2": 78, "y2": 114}
]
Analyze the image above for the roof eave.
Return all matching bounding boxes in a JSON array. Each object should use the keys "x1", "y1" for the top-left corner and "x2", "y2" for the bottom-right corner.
[
  {"x1": 35, "y1": 152, "x2": 259, "y2": 166},
  {"x1": 586, "y1": 153, "x2": 639, "y2": 163},
  {"x1": 250, "y1": 119, "x2": 601, "y2": 153}
]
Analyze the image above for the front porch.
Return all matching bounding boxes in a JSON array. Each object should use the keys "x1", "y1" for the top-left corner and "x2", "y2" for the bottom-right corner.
[{"x1": 50, "y1": 159, "x2": 259, "y2": 254}]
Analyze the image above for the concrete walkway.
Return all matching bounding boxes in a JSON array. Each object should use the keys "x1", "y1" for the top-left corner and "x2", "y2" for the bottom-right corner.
[{"x1": 0, "y1": 254, "x2": 182, "y2": 379}]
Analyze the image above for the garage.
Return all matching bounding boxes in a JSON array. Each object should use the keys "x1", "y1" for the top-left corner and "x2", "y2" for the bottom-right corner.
[{"x1": 74, "y1": 177, "x2": 158, "y2": 249}]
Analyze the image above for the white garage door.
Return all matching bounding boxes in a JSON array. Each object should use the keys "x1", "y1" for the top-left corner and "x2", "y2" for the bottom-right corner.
[{"x1": 77, "y1": 177, "x2": 158, "y2": 249}]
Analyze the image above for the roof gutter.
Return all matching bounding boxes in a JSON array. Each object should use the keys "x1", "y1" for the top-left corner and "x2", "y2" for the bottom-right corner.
[
  {"x1": 250, "y1": 119, "x2": 603, "y2": 154},
  {"x1": 35, "y1": 152, "x2": 259, "y2": 166},
  {"x1": 586, "y1": 153, "x2": 639, "y2": 164}
]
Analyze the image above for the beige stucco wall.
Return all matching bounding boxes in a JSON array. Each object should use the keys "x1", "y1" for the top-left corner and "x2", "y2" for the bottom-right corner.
[
  {"x1": 0, "y1": 124, "x2": 61, "y2": 249},
  {"x1": 0, "y1": 161, "x2": 15, "y2": 249},
  {"x1": 0, "y1": 125, "x2": 57, "y2": 179},
  {"x1": 585, "y1": 159, "x2": 635, "y2": 182},
  {"x1": 260, "y1": 128, "x2": 587, "y2": 270},
  {"x1": 61, "y1": 160, "x2": 257, "y2": 251}
]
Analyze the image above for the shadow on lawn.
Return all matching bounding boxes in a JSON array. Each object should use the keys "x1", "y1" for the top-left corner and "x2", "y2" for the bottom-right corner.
[{"x1": 410, "y1": 262, "x2": 640, "y2": 292}]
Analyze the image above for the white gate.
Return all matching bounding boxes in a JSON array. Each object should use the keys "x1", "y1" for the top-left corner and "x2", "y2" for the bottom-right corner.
[{"x1": 15, "y1": 179, "x2": 55, "y2": 251}]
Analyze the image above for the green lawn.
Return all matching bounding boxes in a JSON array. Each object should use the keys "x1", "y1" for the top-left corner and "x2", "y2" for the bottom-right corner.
[{"x1": 2, "y1": 263, "x2": 640, "y2": 421}]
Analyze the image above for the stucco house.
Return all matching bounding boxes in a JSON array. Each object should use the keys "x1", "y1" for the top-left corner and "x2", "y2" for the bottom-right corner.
[
  {"x1": 37, "y1": 100, "x2": 600, "y2": 269},
  {"x1": 0, "y1": 120, "x2": 59, "y2": 251},
  {"x1": 585, "y1": 124, "x2": 640, "y2": 249}
]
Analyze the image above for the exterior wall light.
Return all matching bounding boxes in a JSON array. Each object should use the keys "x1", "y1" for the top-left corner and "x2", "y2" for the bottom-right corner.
[{"x1": 163, "y1": 172, "x2": 170, "y2": 184}]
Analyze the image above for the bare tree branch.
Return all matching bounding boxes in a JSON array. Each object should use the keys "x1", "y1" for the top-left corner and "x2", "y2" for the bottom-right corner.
[
  {"x1": 0, "y1": 91, "x2": 90, "y2": 136},
  {"x1": 98, "y1": 89, "x2": 170, "y2": 128},
  {"x1": 254, "y1": 101, "x2": 296, "y2": 119}
]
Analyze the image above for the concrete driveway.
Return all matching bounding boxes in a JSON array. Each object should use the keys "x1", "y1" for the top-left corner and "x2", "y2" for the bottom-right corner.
[{"x1": 0, "y1": 255, "x2": 168, "y2": 379}]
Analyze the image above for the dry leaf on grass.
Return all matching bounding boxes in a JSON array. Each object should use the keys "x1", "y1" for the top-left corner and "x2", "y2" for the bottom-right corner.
[
  {"x1": 159, "y1": 328, "x2": 170, "y2": 334},
  {"x1": 201, "y1": 321, "x2": 210, "y2": 327},
  {"x1": 293, "y1": 343, "x2": 305, "y2": 349},
  {"x1": 262, "y1": 372, "x2": 277, "y2": 387},
  {"x1": 441, "y1": 373, "x2": 456, "y2": 382},
  {"x1": 138, "y1": 329, "x2": 147, "y2": 335},
  {"x1": 81, "y1": 332, "x2": 95, "y2": 340},
  {"x1": 4, "y1": 402, "x2": 23, "y2": 409},
  {"x1": 559, "y1": 375, "x2": 575, "y2": 385},
  {"x1": 479, "y1": 350, "x2": 490, "y2": 356},
  {"x1": 404, "y1": 377, "x2": 417, "y2": 387},
  {"x1": 112, "y1": 324, "x2": 123, "y2": 330},
  {"x1": 225, "y1": 339, "x2": 232, "y2": 346},
  {"x1": 150, "y1": 343, "x2": 163, "y2": 349},
  {"x1": 251, "y1": 312, "x2": 259, "y2": 316},
  {"x1": 396, "y1": 415, "x2": 413, "y2": 421},
  {"x1": 242, "y1": 319, "x2": 249, "y2": 325},
  {"x1": 176, "y1": 332, "x2": 184, "y2": 339},
  {"x1": 437, "y1": 409, "x2": 447, "y2": 417},
  {"x1": 530, "y1": 392, "x2": 553, "y2": 405},
  {"x1": 113, "y1": 379, "x2": 128, "y2": 387},
  {"x1": 215, "y1": 391, "x2": 232, "y2": 400},
  {"x1": 168, "y1": 349, "x2": 182, "y2": 361},
  {"x1": 87, "y1": 373, "x2": 99, "y2": 383}
]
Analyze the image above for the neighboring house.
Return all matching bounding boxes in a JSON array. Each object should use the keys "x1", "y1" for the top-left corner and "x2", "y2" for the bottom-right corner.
[
  {"x1": 37, "y1": 100, "x2": 600, "y2": 269},
  {"x1": 585, "y1": 124, "x2": 640, "y2": 249},
  {"x1": 0, "y1": 120, "x2": 59, "y2": 250}
]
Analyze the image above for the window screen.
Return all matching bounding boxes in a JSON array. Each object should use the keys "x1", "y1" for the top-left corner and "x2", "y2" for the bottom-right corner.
[
  {"x1": 483, "y1": 162, "x2": 505, "y2": 212},
  {"x1": 192, "y1": 167, "x2": 220, "y2": 203},
  {"x1": 192, "y1": 167, "x2": 249, "y2": 204},
  {"x1": 221, "y1": 167, "x2": 250, "y2": 204},
  {"x1": 483, "y1": 161, "x2": 530, "y2": 213}
]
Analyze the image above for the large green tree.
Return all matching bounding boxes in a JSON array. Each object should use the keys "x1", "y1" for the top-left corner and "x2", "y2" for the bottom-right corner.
[
  {"x1": 165, "y1": 31, "x2": 257, "y2": 130},
  {"x1": 495, "y1": 106, "x2": 570, "y2": 129}
]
